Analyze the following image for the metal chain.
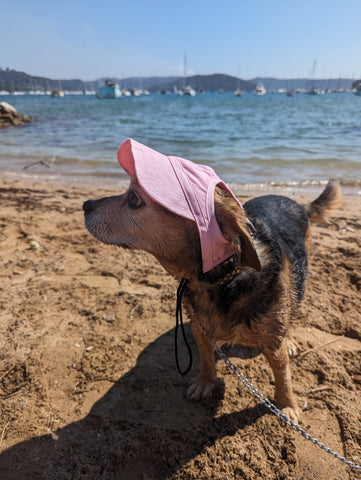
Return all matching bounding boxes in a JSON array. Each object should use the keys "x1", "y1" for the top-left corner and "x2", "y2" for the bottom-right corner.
[{"x1": 193, "y1": 312, "x2": 361, "y2": 473}]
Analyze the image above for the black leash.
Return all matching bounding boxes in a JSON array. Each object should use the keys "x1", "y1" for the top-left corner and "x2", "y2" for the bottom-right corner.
[{"x1": 175, "y1": 278, "x2": 193, "y2": 375}]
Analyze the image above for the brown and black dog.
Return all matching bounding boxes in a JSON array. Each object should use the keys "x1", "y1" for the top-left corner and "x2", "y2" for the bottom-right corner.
[{"x1": 83, "y1": 177, "x2": 341, "y2": 422}]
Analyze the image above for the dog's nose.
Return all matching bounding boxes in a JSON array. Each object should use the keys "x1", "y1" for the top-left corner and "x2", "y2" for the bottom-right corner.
[{"x1": 83, "y1": 200, "x2": 96, "y2": 215}]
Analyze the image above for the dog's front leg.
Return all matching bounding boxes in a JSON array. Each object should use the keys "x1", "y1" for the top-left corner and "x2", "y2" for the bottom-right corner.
[
  {"x1": 187, "y1": 319, "x2": 216, "y2": 400},
  {"x1": 263, "y1": 338, "x2": 301, "y2": 422}
]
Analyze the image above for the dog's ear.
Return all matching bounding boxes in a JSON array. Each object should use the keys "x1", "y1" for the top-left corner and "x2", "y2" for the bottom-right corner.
[
  {"x1": 215, "y1": 190, "x2": 261, "y2": 271},
  {"x1": 239, "y1": 226, "x2": 261, "y2": 271}
]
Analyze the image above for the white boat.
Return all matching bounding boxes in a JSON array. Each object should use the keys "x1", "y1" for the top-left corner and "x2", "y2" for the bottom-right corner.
[
  {"x1": 234, "y1": 68, "x2": 243, "y2": 96},
  {"x1": 51, "y1": 90, "x2": 65, "y2": 97},
  {"x1": 180, "y1": 51, "x2": 196, "y2": 96},
  {"x1": 128, "y1": 88, "x2": 142, "y2": 96},
  {"x1": 183, "y1": 85, "x2": 196, "y2": 96},
  {"x1": 308, "y1": 87, "x2": 322, "y2": 95},
  {"x1": 255, "y1": 83, "x2": 266, "y2": 96},
  {"x1": 307, "y1": 59, "x2": 324, "y2": 95}
]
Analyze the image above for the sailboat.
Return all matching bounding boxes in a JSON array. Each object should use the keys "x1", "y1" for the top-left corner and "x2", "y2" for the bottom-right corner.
[
  {"x1": 179, "y1": 52, "x2": 196, "y2": 96},
  {"x1": 255, "y1": 83, "x2": 267, "y2": 96},
  {"x1": 234, "y1": 71, "x2": 242, "y2": 96},
  {"x1": 51, "y1": 90, "x2": 65, "y2": 97},
  {"x1": 183, "y1": 85, "x2": 196, "y2": 96},
  {"x1": 307, "y1": 59, "x2": 323, "y2": 95},
  {"x1": 51, "y1": 80, "x2": 65, "y2": 97}
]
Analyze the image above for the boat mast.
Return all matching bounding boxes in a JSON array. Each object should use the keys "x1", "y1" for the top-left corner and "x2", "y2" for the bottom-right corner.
[{"x1": 184, "y1": 51, "x2": 187, "y2": 89}]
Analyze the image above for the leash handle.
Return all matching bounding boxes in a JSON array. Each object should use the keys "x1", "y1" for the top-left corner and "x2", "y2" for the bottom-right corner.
[{"x1": 175, "y1": 278, "x2": 193, "y2": 375}]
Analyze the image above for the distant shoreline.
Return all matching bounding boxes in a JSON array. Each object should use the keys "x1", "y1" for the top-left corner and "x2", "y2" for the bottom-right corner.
[{"x1": 0, "y1": 67, "x2": 358, "y2": 94}]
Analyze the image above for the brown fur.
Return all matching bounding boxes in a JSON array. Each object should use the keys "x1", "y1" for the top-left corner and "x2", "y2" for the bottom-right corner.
[{"x1": 83, "y1": 179, "x2": 341, "y2": 423}]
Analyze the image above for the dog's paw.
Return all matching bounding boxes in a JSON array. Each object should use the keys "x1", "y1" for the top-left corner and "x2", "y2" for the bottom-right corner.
[
  {"x1": 281, "y1": 406, "x2": 302, "y2": 424},
  {"x1": 287, "y1": 338, "x2": 299, "y2": 357},
  {"x1": 186, "y1": 375, "x2": 215, "y2": 400}
]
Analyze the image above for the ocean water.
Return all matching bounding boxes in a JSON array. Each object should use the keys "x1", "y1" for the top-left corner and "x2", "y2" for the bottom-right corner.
[{"x1": 1, "y1": 92, "x2": 361, "y2": 190}]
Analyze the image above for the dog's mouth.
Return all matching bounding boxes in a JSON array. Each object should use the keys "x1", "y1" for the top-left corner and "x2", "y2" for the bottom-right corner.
[
  {"x1": 115, "y1": 242, "x2": 131, "y2": 250},
  {"x1": 83, "y1": 200, "x2": 134, "y2": 250},
  {"x1": 86, "y1": 226, "x2": 132, "y2": 250}
]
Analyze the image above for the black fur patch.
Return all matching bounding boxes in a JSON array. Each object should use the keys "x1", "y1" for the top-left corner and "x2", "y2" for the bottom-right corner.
[
  {"x1": 245, "y1": 195, "x2": 308, "y2": 304},
  {"x1": 215, "y1": 195, "x2": 309, "y2": 325}
]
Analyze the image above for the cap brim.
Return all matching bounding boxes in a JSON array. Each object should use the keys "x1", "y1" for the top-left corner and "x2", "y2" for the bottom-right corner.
[{"x1": 117, "y1": 138, "x2": 194, "y2": 221}]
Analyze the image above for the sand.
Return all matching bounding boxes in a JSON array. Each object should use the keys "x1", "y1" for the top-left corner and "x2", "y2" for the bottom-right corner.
[{"x1": 0, "y1": 178, "x2": 360, "y2": 480}]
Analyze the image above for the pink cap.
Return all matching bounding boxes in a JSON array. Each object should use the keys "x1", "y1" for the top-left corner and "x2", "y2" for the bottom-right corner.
[{"x1": 117, "y1": 138, "x2": 243, "y2": 273}]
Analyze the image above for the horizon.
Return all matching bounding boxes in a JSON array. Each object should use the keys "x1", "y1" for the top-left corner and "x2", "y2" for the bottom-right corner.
[
  {"x1": 2, "y1": 0, "x2": 361, "y2": 81},
  {"x1": 2, "y1": 68, "x2": 359, "y2": 83}
]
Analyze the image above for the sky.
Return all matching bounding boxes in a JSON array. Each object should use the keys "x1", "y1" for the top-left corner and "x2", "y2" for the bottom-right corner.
[{"x1": 1, "y1": 0, "x2": 361, "y2": 81}]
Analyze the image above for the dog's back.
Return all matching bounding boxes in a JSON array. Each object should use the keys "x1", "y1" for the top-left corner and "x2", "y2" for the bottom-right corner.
[{"x1": 244, "y1": 180, "x2": 341, "y2": 305}]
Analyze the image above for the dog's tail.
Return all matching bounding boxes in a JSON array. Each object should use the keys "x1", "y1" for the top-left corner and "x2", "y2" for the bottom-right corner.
[{"x1": 306, "y1": 180, "x2": 342, "y2": 222}]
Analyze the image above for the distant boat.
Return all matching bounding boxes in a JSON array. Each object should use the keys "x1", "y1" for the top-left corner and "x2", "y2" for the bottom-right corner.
[
  {"x1": 307, "y1": 59, "x2": 324, "y2": 95},
  {"x1": 128, "y1": 88, "x2": 142, "y2": 96},
  {"x1": 286, "y1": 90, "x2": 295, "y2": 97},
  {"x1": 255, "y1": 83, "x2": 266, "y2": 96},
  {"x1": 97, "y1": 79, "x2": 122, "y2": 98},
  {"x1": 180, "y1": 51, "x2": 196, "y2": 97},
  {"x1": 51, "y1": 90, "x2": 65, "y2": 97},
  {"x1": 353, "y1": 81, "x2": 361, "y2": 96},
  {"x1": 234, "y1": 71, "x2": 242, "y2": 96},
  {"x1": 183, "y1": 85, "x2": 196, "y2": 96},
  {"x1": 307, "y1": 87, "x2": 323, "y2": 95}
]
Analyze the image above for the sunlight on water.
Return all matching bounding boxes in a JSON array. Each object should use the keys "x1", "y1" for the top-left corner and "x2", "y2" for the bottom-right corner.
[{"x1": 1, "y1": 92, "x2": 360, "y2": 187}]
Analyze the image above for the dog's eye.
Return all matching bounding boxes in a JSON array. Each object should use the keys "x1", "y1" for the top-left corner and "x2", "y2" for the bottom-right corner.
[{"x1": 127, "y1": 190, "x2": 144, "y2": 209}]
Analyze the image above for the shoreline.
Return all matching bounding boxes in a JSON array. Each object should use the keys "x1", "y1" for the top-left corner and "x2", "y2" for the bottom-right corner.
[{"x1": 1, "y1": 163, "x2": 361, "y2": 198}]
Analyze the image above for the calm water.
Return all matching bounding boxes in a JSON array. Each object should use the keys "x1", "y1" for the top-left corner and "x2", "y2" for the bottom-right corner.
[{"x1": 1, "y1": 92, "x2": 361, "y2": 189}]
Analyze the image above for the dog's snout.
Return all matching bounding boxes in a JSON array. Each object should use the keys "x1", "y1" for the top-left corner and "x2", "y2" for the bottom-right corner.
[{"x1": 83, "y1": 200, "x2": 97, "y2": 215}]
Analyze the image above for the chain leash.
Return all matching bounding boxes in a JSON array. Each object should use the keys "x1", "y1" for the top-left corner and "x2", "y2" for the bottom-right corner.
[{"x1": 192, "y1": 311, "x2": 361, "y2": 473}]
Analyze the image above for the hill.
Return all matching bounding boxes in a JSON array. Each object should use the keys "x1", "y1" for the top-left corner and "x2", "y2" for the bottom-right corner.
[
  {"x1": 152, "y1": 73, "x2": 255, "y2": 92},
  {"x1": 0, "y1": 68, "x2": 86, "y2": 92},
  {"x1": 0, "y1": 68, "x2": 357, "y2": 93},
  {"x1": 0, "y1": 68, "x2": 254, "y2": 93}
]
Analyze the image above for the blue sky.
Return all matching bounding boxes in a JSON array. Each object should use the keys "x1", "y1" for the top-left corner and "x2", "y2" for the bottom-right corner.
[{"x1": 2, "y1": 0, "x2": 361, "y2": 80}]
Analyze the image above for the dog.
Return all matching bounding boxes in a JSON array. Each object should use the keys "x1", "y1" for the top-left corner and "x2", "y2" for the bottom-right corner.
[{"x1": 83, "y1": 142, "x2": 341, "y2": 423}]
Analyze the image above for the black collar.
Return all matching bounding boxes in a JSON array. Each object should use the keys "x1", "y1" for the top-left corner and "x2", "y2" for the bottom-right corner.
[
  {"x1": 199, "y1": 255, "x2": 240, "y2": 286},
  {"x1": 200, "y1": 216, "x2": 256, "y2": 286}
]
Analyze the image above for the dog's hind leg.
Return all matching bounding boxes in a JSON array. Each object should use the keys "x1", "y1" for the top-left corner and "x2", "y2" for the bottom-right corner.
[{"x1": 263, "y1": 338, "x2": 301, "y2": 422}]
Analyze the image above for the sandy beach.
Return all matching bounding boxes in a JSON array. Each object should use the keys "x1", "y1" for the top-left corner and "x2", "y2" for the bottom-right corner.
[{"x1": 0, "y1": 177, "x2": 360, "y2": 479}]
